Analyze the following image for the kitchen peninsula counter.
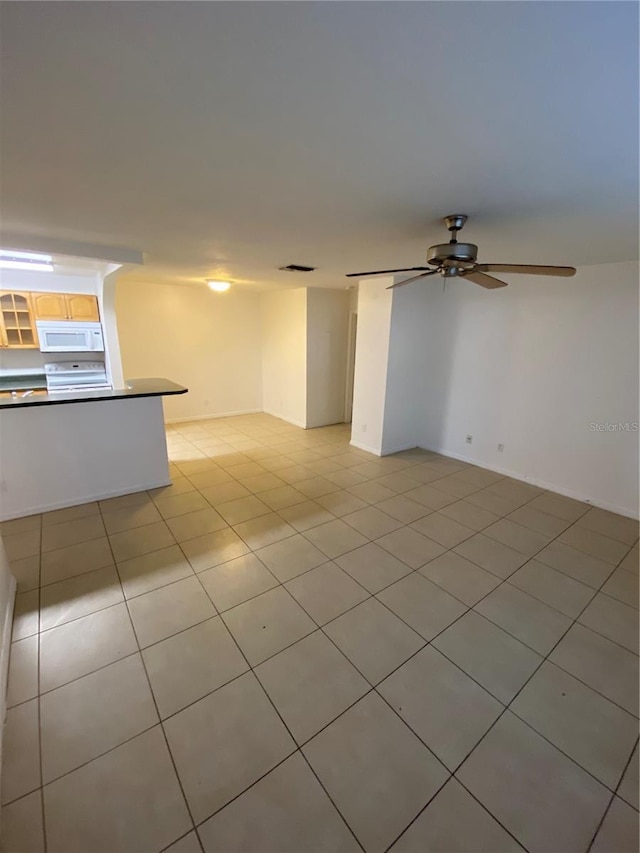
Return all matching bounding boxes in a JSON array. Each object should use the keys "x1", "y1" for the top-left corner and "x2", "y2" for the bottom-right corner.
[
  {"x1": 0, "y1": 378, "x2": 187, "y2": 409},
  {"x1": 0, "y1": 378, "x2": 188, "y2": 521}
]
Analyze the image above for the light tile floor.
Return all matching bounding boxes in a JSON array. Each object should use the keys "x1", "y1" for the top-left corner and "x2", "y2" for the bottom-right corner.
[{"x1": 1, "y1": 413, "x2": 638, "y2": 853}]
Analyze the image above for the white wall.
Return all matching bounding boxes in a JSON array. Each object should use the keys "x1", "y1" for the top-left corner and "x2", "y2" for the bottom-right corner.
[
  {"x1": 117, "y1": 282, "x2": 349, "y2": 428},
  {"x1": 261, "y1": 289, "x2": 308, "y2": 427},
  {"x1": 117, "y1": 281, "x2": 263, "y2": 421},
  {"x1": 101, "y1": 264, "x2": 126, "y2": 387},
  {"x1": 381, "y1": 283, "x2": 428, "y2": 454},
  {"x1": 0, "y1": 268, "x2": 100, "y2": 295},
  {"x1": 306, "y1": 288, "x2": 350, "y2": 428},
  {"x1": 350, "y1": 278, "x2": 394, "y2": 454},
  {"x1": 351, "y1": 261, "x2": 638, "y2": 515},
  {"x1": 379, "y1": 260, "x2": 638, "y2": 517}
]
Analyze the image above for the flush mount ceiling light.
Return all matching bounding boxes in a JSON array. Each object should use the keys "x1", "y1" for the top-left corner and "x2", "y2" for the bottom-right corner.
[
  {"x1": 207, "y1": 280, "x2": 231, "y2": 292},
  {"x1": 0, "y1": 249, "x2": 54, "y2": 272}
]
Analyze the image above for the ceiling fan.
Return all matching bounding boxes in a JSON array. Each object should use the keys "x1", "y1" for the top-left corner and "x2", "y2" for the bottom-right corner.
[{"x1": 346, "y1": 215, "x2": 576, "y2": 289}]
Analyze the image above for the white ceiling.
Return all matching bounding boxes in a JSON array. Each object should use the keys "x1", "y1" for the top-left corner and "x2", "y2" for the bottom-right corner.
[{"x1": 1, "y1": 1, "x2": 638, "y2": 290}]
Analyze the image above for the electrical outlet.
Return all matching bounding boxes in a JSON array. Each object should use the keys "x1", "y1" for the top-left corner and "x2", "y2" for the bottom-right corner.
[
  {"x1": 0, "y1": 480, "x2": 6, "y2": 493},
  {"x1": 497, "y1": 443, "x2": 505, "y2": 453},
  {"x1": 466, "y1": 435, "x2": 473, "y2": 444},
  {"x1": 362, "y1": 424, "x2": 368, "y2": 434}
]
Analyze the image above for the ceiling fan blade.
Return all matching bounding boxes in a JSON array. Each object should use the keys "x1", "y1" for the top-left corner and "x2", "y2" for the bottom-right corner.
[
  {"x1": 345, "y1": 266, "x2": 433, "y2": 278},
  {"x1": 386, "y1": 271, "x2": 439, "y2": 289},
  {"x1": 477, "y1": 264, "x2": 576, "y2": 277},
  {"x1": 463, "y1": 270, "x2": 508, "y2": 289}
]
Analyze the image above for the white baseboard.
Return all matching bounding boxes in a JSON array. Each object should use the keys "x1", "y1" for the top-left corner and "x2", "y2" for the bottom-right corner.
[
  {"x1": 165, "y1": 408, "x2": 262, "y2": 424},
  {"x1": 421, "y1": 444, "x2": 639, "y2": 521},
  {"x1": 0, "y1": 480, "x2": 171, "y2": 523},
  {"x1": 306, "y1": 418, "x2": 349, "y2": 430},
  {"x1": 262, "y1": 410, "x2": 307, "y2": 429},
  {"x1": 167, "y1": 408, "x2": 348, "y2": 430},
  {"x1": 349, "y1": 438, "x2": 381, "y2": 456},
  {"x1": 351, "y1": 438, "x2": 421, "y2": 457},
  {"x1": 382, "y1": 442, "x2": 420, "y2": 456}
]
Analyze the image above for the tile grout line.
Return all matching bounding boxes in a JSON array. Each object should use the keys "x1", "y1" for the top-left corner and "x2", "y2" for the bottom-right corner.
[
  {"x1": 158, "y1": 828, "x2": 203, "y2": 853},
  {"x1": 163, "y1": 428, "x2": 453, "y2": 849},
  {"x1": 96, "y1": 500, "x2": 200, "y2": 839},
  {"x1": 174, "y1": 535, "x2": 367, "y2": 853},
  {"x1": 7, "y1": 417, "x2": 637, "y2": 852},
  {"x1": 442, "y1": 531, "x2": 637, "y2": 842},
  {"x1": 37, "y1": 516, "x2": 47, "y2": 853},
  {"x1": 195, "y1": 521, "x2": 533, "y2": 849},
  {"x1": 15, "y1": 550, "x2": 634, "y2": 725},
  {"x1": 17, "y1": 555, "x2": 402, "y2": 715},
  {"x1": 6, "y1": 720, "x2": 162, "y2": 799},
  {"x1": 410, "y1": 520, "x2": 638, "y2": 657},
  {"x1": 371, "y1": 493, "x2": 596, "y2": 851},
  {"x1": 445, "y1": 524, "x2": 638, "y2": 726},
  {"x1": 172, "y1": 433, "x2": 634, "y2": 556},
  {"x1": 585, "y1": 733, "x2": 640, "y2": 852},
  {"x1": 13, "y1": 470, "x2": 633, "y2": 621},
  {"x1": 26, "y1": 487, "x2": 637, "y2": 668},
  {"x1": 378, "y1": 498, "x2": 638, "y2": 852},
  {"x1": 121, "y1": 422, "x2": 324, "y2": 849},
  {"x1": 16, "y1": 443, "x2": 638, "y2": 710},
  {"x1": 612, "y1": 733, "x2": 640, "y2": 812}
]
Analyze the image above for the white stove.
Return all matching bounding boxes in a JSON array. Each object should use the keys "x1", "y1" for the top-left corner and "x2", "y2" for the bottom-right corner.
[{"x1": 45, "y1": 361, "x2": 111, "y2": 393}]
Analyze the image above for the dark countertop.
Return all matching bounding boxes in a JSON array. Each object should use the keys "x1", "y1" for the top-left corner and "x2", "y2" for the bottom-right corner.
[
  {"x1": 0, "y1": 375, "x2": 47, "y2": 392},
  {"x1": 0, "y1": 378, "x2": 188, "y2": 410}
]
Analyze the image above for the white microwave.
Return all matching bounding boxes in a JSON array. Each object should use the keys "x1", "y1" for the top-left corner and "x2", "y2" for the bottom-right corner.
[{"x1": 36, "y1": 321, "x2": 105, "y2": 353}]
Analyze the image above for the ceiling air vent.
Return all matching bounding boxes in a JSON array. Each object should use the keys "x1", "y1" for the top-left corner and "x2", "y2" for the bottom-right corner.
[{"x1": 278, "y1": 264, "x2": 316, "y2": 272}]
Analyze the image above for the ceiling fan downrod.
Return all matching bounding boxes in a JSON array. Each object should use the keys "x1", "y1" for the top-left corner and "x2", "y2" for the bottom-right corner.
[{"x1": 444, "y1": 214, "x2": 468, "y2": 244}]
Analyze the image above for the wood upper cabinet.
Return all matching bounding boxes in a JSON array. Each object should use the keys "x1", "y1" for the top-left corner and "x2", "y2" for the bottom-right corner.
[
  {"x1": 0, "y1": 291, "x2": 39, "y2": 348},
  {"x1": 66, "y1": 294, "x2": 99, "y2": 322},
  {"x1": 0, "y1": 290, "x2": 100, "y2": 347},
  {"x1": 32, "y1": 292, "x2": 100, "y2": 322},
  {"x1": 31, "y1": 292, "x2": 67, "y2": 321}
]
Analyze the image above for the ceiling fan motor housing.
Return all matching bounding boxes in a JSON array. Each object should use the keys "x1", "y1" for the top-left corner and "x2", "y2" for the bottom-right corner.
[{"x1": 427, "y1": 242, "x2": 478, "y2": 270}]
